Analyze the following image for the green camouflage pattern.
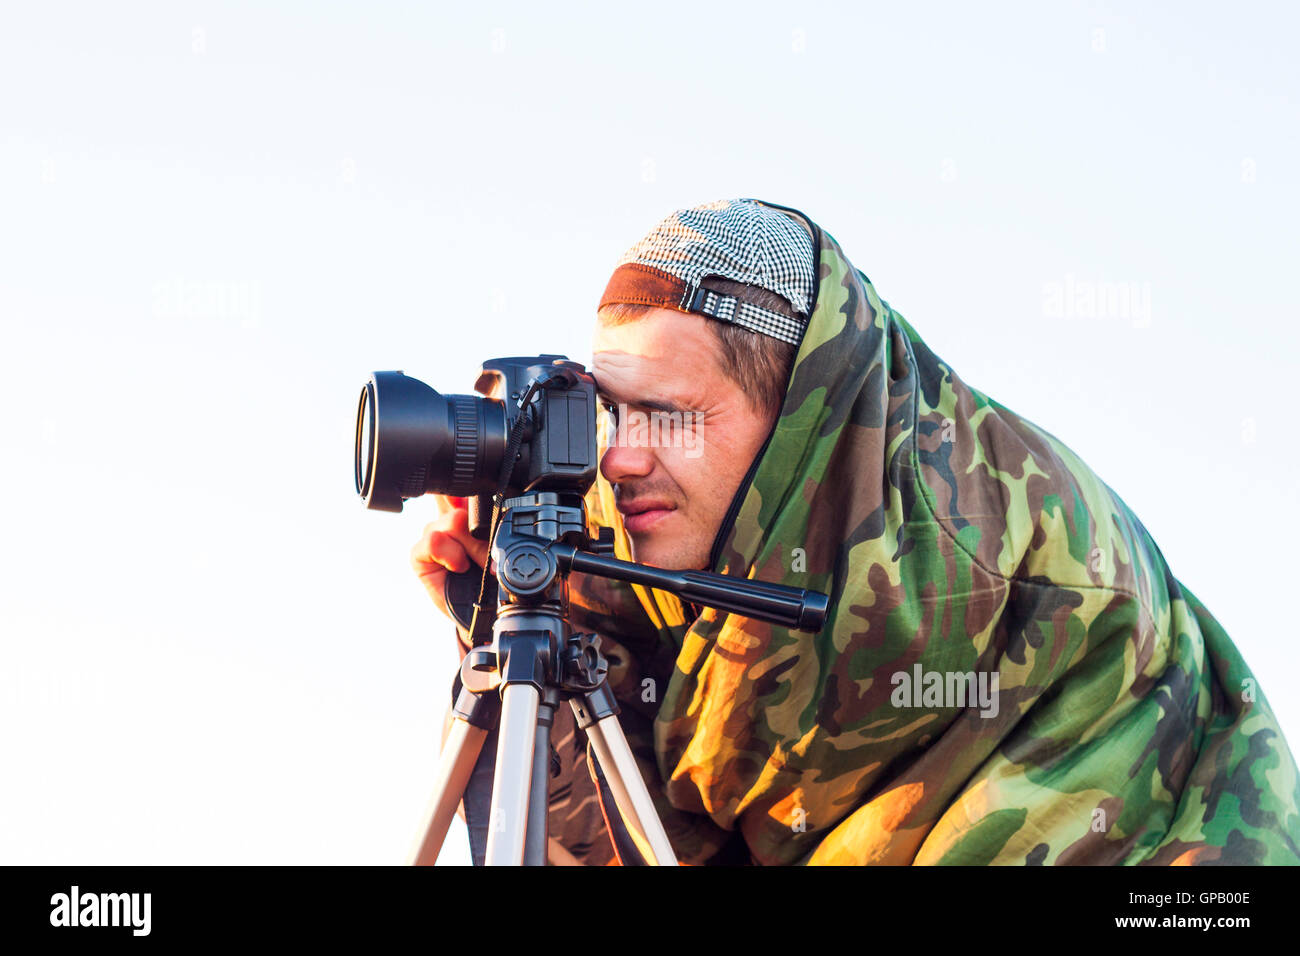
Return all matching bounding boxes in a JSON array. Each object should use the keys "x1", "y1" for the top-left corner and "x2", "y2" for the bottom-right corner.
[{"x1": 558, "y1": 221, "x2": 1300, "y2": 865}]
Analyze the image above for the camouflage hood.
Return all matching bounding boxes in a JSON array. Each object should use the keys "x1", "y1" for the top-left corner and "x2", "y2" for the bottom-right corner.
[{"x1": 567, "y1": 205, "x2": 1300, "y2": 865}]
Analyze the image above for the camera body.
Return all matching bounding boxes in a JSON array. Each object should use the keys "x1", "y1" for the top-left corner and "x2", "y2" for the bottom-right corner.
[
  {"x1": 355, "y1": 355, "x2": 599, "y2": 514},
  {"x1": 474, "y1": 356, "x2": 598, "y2": 495}
]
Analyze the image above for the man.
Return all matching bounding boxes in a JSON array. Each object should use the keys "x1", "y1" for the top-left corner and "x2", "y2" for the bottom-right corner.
[{"x1": 413, "y1": 198, "x2": 1300, "y2": 865}]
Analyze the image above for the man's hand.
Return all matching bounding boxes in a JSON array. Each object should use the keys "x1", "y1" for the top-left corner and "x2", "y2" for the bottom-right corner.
[{"x1": 410, "y1": 496, "x2": 492, "y2": 637}]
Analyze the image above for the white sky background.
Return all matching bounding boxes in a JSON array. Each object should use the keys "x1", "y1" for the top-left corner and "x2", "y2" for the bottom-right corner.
[{"x1": 1, "y1": 1, "x2": 1297, "y2": 864}]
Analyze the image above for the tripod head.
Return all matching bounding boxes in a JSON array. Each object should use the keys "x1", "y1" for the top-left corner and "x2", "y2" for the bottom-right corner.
[
  {"x1": 449, "y1": 485, "x2": 828, "y2": 720},
  {"x1": 449, "y1": 489, "x2": 829, "y2": 663}
]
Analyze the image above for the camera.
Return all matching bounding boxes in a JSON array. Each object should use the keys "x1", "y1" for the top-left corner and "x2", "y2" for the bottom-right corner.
[{"x1": 355, "y1": 355, "x2": 599, "y2": 514}]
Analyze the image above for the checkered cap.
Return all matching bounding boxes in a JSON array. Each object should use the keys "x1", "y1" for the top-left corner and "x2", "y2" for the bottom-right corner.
[{"x1": 598, "y1": 198, "x2": 817, "y2": 346}]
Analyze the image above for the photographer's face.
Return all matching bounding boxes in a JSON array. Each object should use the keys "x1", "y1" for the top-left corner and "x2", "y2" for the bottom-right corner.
[{"x1": 592, "y1": 308, "x2": 776, "y2": 570}]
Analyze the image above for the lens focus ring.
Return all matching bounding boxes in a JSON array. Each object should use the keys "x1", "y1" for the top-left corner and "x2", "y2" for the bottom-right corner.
[{"x1": 450, "y1": 396, "x2": 479, "y2": 492}]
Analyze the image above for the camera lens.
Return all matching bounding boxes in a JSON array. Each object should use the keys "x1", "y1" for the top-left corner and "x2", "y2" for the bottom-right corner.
[{"x1": 354, "y1": 371, "x2": 507, "y2": 512}]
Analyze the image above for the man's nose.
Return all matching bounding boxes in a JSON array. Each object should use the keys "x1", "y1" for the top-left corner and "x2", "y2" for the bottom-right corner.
[{"x1": 599, "y1": 430, "x2": 655, "y2": 485}]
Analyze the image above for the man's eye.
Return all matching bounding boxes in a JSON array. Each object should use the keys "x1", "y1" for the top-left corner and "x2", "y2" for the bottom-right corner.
[{"x1": 601, "y1": 402, "x2": 619, "y2": 422}]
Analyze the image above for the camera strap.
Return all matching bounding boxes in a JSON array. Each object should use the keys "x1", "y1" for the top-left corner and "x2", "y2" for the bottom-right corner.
[{"x1": 465, "y1": 375, "x2": 550, "y2": 647}]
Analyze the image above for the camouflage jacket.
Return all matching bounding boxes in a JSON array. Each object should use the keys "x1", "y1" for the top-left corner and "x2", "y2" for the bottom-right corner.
[{"x1": 543, "y1": 211, "x2": 1300, "y2": 866}]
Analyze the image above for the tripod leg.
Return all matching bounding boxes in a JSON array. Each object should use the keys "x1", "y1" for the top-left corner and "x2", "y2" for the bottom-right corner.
[
  {"x1": 485, "y1": 682, "x2": 540, "y2": 865},
  {"x1": 408, "y1": 717, "x2": 489, "y2": 866},
  {"x1": 578, "y1": 704, "x2": 679, "y2": 866},
  {"x1": 523, "y1": 690, "x2": 557, "y2": 866}
]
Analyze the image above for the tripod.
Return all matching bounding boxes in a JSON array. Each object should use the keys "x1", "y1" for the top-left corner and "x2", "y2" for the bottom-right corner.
[{"x1": 407, "y1": 490, "x2": 829, "y2": 866}]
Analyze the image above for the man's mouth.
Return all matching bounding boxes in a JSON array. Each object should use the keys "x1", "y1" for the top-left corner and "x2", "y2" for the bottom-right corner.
[{"x1": 617, "y1": 499, "x2": 676, "y2": 534}]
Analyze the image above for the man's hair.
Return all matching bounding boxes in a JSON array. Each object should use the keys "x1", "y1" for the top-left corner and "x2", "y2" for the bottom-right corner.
[{"x1": 596, "y1": 277, "x2": 799, "y2": 417}]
